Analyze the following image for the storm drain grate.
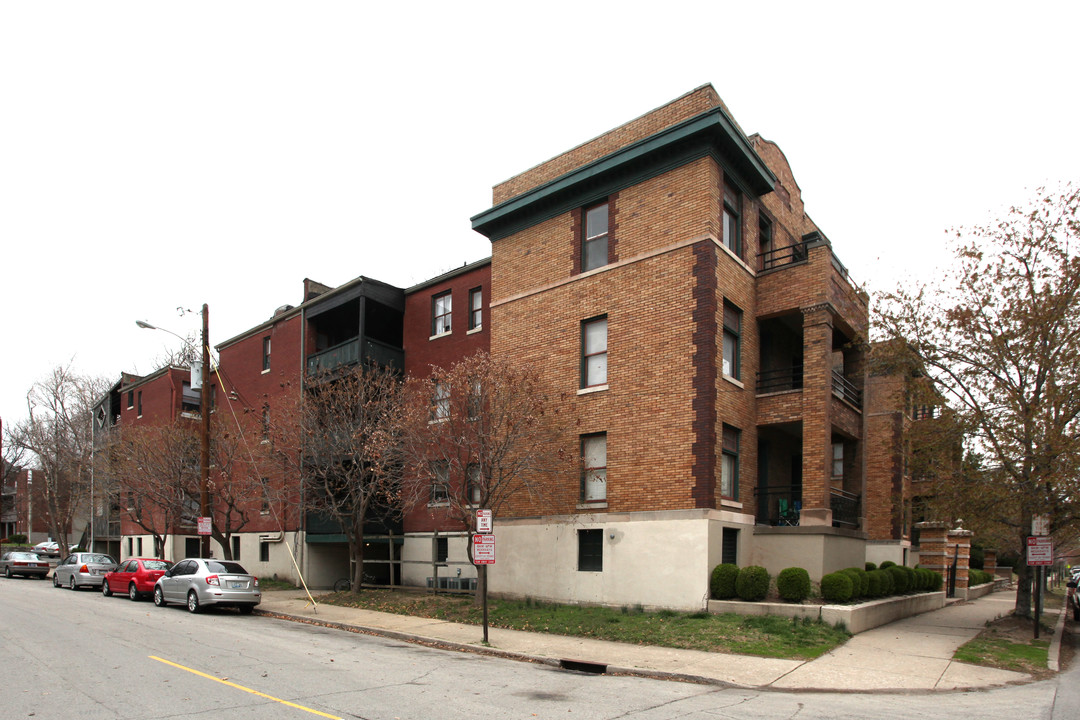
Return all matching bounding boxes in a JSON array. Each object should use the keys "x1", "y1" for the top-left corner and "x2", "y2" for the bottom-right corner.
[{"x1": 559, "y1": 659, "x2": 607, "y2": 674}]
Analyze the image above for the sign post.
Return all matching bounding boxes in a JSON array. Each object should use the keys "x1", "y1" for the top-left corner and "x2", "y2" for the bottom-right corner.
[
  {"x1": 197, "y1": 517, "x2": 212, "y2": 536},
  {"x1": 473, "y1": 511, "x2": 494, "y2": 643},
  {"x1": 1027, "y1": 535, "x2": 1053, "y2": 639}
]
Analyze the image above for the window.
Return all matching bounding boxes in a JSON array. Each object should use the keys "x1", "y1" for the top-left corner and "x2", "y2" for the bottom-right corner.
[
  {"x1": 466, "y1": 379, "x2": 482, "y2": 421},
  {"x1": 137, "y1": 391, "x2": 143, "y2": 416},
  {"x1": 832, "y1": 442, "x2": 844, "y2": 480},
  {"x1": 722, "y1": 302, "x2": 741, "y2": 379},
  {"x1": 259, "y1": 541, "x2": 270, "y2": 562},
  {"x1": 435, "y1": 537, "x2": 448, "y2": 563},
  {"x1": 581, "y1": 433, "x2": 607, "y2": 503},
  {"x1": 262, "y1": 336, "x2": 271, "y2": 372},
  {"x1": 432, "y1": 291, "x2": 452, "y2": 335},
  {"x1": 136, "y1": 537, "x2": 143, "y2": 555},
  {"x1": 583, "y1": 202, "x2": 609, "y2": 271},
  {"x1": 468, "y1": 288, "x2": 483, "y2": 330},
  {"x1": 260, "y1": 477, "x2": 270, "y2": 514},
  {"x1": 759, "y1": 214, "x2": 773, "y2": 267},
  {"x1": 430, "y1": 462, "x2": 450, "y2": 504},
  {"x1": 466, "y1": 464, "x2": 482, "y2": 505},
  {"x1": 721, "y1": 425, "x2": 739, "y2": 499},
  {"x1": 581, "y1": 316, "x2": 608, "y2": 388},
  {"x1": 722, "y1": 183, "x2": 741, "y2": 256},
  {"x1": 431, "y1": 382, "x2": 450, "y2": 422},
  {"x1": 578, "y1": 529, "x2": 603, "y2": 571},
  {"x1": 182, "y1": 382, "x2": 200, "y2": 414},
  {"x1": 231, "y1": 536, "x2": 241, "y2": 560},
  {"x1": 261, "y1": 405, "x2": 270, "y2": 442},
  {"x1": 721, "y1": 527, "x2": 739, "y2": 565},
  {"x1": 185, "y1": 538, "x2": 199, "y2": 558},
  {"x1": 127, "y1": 390, "x2": 134, "y2": 410}
]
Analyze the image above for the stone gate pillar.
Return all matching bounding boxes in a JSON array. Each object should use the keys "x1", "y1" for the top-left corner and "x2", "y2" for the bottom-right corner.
[
  {"x1": 983, "y1": 549, "x2": 998, "y2": 579},
  {"x1": 948, "y1": 528, "x2": 974, "y2": 598},
  {"x1": 914, "y1": 521, "x2": 948, "y2": 578}
]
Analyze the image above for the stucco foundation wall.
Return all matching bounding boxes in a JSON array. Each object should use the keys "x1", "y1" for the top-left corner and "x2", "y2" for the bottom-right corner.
[
  {"x1": 488, "y1": 510, "x2": 753, "y2": 611},
  {"x1": 820, "y1": 592, "x2": 946, "y2": 633},
  {"x1": 750, "y1": 530, "x2": 866, "y2": 581},
  {"x1": 866, "y1": 541, "x2": 908, "y2": 568},
  {"x1": 400, "y1": 533, "x2": 477, "y2": 587}
]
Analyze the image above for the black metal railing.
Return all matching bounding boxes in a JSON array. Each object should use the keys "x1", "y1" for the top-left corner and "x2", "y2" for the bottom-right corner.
[
  {"x1": 754, "y1": 485, "x2": 802, "y2": 526},
  {"x1": 830, "y1": 488, "x2": 860, "y2": 527},
  {"x1": 756, "y1": 365, "x2": 803, "y2": 394},
  {"x1": 831, "y1": 370, "x2": 862, "y2": 408},
  {"x1": 757, "y1": 241, "x2": 809, "y2": 272},
  {"x1": 306, "y1": 338, "x2": 403, "y2": 376}
]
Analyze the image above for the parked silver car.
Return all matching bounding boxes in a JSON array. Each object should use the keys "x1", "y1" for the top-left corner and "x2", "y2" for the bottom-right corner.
[
  {"x1": 52, "y1": 552, "x2": 118, "y2": 590},
  {"x1": 153, "y1": 558, "x2": 261, "y2": 613},
  {"x1": 1, "y1": 551, "x2": 51, "y2": 579}
]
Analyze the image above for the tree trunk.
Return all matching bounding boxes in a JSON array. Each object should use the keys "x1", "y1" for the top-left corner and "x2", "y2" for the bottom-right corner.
[{"x1": 1014, "y1": 527, "x2": 1032, "y2": 618}]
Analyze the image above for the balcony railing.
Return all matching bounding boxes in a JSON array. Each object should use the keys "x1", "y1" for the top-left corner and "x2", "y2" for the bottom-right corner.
[
  {"x1": 832, "y1": 370, "x2": 862, "y2": 409},
  {"x1": 306, "y1": 338, "x2": 404, "y2": 377},
  {"x1": 757, "y1": 241, "x2": 809, "y2": 272},
  {"x1": 830, "y1": 488, "x2": 860, "y2": 527},
  {"x1": 757, "y1": 365, "x2": 803, "y2": 394},
  {"x1": 754, "y1": 485, "x2": 802, "y2": 526}
]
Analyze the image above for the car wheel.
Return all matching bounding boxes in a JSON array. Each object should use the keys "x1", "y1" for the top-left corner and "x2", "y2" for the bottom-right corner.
[
  {"x1": 53, "y1": 573, "x2": 60, "y2": 587},
  {"x1": 187, "y1": 591, "x2": 201, "y2": 614},
  {"x1": 102, "y1": 580, "x2": 113, "y2": 597},
  {"x1": 4, "y1": 567, "x2": 11, "y2": 578},
  {"x1": 69, "y1": 576, "x2": 77, "y2": 591},
  {"x1": 238, "y1": 604, "x2": 255, "y2": 615},
  {"x1": 129, "y1": 583, "x2": 140, "y2": 601},
  {"x1": 1073, "y1": 603, "x2": 1079, "y2": 622},
  {"x1": 153, "y1": 587, "x2": 166, "y2": 607}
]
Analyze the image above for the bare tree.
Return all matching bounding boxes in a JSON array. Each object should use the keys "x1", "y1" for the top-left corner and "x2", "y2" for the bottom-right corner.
[
  {"x1": 7, "y1": 365, "x2": 110, "y2": 552},
  {"x1": 399, "y1": 352, "x2": 572, "y2": 605},
  {"x1": 103, "y1": 420, "x2": 198, "y2": 559},
  {"x1": 297, "y1": 363, "x2": 405, "y2": 593},
  {"x1": 874, "y1": 184, "x2": 1080, "y2": 617}
]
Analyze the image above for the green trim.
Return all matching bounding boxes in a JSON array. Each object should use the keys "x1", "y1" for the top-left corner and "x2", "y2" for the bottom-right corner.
[
  {"x1": 305, "y1": 534, "x2": 404, "y2": 545},
  {"x1": 471, "y1": 107, "x2": 777, "y2": 241}
]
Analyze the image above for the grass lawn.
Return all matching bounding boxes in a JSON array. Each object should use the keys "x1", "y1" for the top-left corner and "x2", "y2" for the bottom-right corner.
[{"x1": 318, "y1": 589, "x2": 850, "y2": 660}]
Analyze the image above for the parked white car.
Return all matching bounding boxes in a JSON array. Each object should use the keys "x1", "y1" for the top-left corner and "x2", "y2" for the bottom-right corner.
[{"x1": 52, "y1": 552, "x2": 118, "y2": 590}]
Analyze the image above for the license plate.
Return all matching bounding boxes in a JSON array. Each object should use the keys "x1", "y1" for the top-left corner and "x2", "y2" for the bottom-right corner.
[{"x1": 229, "y1": 581, "x2": 245, "y2": 589}]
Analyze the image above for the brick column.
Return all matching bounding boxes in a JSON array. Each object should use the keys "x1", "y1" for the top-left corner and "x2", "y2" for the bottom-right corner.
[
  {"x1": 983, "y1": 549, "x2": 998, "y2": 579},
  {"x1": 948, "y1": 529, "x2": 973, "y2": 594},
  {"x1": 800, "y1": 303, "x2": 834, "y2": 526},
  {"x1": 915, "y1": 521, "x2": 948, "y2": 577}
]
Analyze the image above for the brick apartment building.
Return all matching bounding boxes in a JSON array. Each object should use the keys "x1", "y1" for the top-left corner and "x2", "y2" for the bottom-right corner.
[
  {"x1": 90, "y1": 85, "x2": 921, "y2": 607},
  {"x1": 470, "y1": 84, "x2": 874, "y2": 609}
]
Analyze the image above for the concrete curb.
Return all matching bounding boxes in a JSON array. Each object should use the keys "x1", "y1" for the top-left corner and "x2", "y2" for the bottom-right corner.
[{"x1": 1048, "y1": 603, "x2": 1066, "y2": 672}]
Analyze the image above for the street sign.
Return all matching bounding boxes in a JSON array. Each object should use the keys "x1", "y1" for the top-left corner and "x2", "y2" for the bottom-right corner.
[
  {"x1": 473, "y1": 534, "x2": 495, "y2": 564},
  {"x1": 1032, "y1": 515, "x2": 1050, "y2": 536},
  {"x1": 476, "y1": 509, "x2": 492, "y2": 533},
  {"x1": 197, "y1": 517, "x2": 212, "y2": 536},
  {"x1": 1026, "y1": 536, "x2": 1053, "y2": 566}
]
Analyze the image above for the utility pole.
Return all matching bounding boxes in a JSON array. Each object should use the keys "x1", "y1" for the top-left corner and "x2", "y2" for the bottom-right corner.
[{"x1": 200, "y1": 303, "x2": 211, "y2": 558}]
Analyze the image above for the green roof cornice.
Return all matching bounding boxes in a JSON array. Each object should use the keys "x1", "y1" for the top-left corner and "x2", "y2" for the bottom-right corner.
[{"x1": 471, "y1": 106, "x2": 777, "y2": 241}]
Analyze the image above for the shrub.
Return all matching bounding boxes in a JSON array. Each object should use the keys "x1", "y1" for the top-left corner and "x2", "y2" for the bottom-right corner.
[
  {"x1": 735, "y1": 565, "x2": 771, "y2": 602},
  {"x1": 913, "y1": 568, "x2": 929, "y2": 591},
  {"x1": 7, "y1": 533, "x2": 28, "y2": 545},
  {"x1": 846, "y1": 567, "x2": 870, "y2": 597},
  {"x1": 840, "y1": 568, "x2": 863, "y2": 599},
  {"x1": 887, "y1": 565, "x2": 911, "y2": 593},
  {"x1": 879, "y1": 560, "x2": 897, "y2": 569},
  {"x1": 777, "y1": 567, "x2": 811, "y2": 602},
  {"x1": 901, "y1": 565, "x2": 917, "y2": 590},
  {"x1": 821, "y1": 572, "x2": 854, "y2": 603},
  {"x1": 878, "y1": 568, "x2": 895, "y2": 595},
  {"x1": 710, "y1": 563, "x2": 739, "y2": 599},
  {"x1": 969, "y1": 569, "x2": 993, "y2": 586},
  {"x1": 866, "y1": 569, "x2": 885, "y2": 597},
  {"x1": 864, "y1": 561, "x2": 877, "y2": 572},
  {"x1": 927, "y1": 570, "x2": 944, "y2": 591}
]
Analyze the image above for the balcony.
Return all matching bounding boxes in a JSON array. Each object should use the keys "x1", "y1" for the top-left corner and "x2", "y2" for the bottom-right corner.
[
  {"x1": 754, "y1": 485, "x2": 802, "y2": 526},
  {"x1": 830, "y1": 488, "x2": 860, "y2": 527},
  {"x1": 832, "y1": 370, "x2": 862, "y2": 409},
  {"x1": 757, "y1": 365, "x2": 803, "y2": 394},
  {"x1": 757, "y1": 241, "x2": 809, "y2": 272},
  {"x1": 306, "y1": 338, "x2": 403, "y2": 377}
]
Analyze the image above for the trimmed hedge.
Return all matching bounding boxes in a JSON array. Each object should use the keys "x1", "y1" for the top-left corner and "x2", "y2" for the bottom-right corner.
[
  {"x1": 777, "y1": 567, "x2": 811, "y2": 602},
  {"x1": 821, "y1": 572, "x2": 854, "y2": 602},
  {"x1": 887, "y1": 565, "x2": 911, "y2": 593},
  {"x1": 879, "y1": 560, "x2": 897, "y2": 569},
  {"x1": 866, "y1": 569, "x2": 885, "y2": 597},
  {"x1": 735, "y1": 565, "x2": 771, "y2": 601},
  {"x1": 710, "y1": 563, "x2": 739, "y2": 599},
  {"x1": 864, "y1": 561, "x2": 877, "y2": 572}
]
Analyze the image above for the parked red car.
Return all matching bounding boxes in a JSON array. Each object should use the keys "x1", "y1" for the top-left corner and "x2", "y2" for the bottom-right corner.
[{"x1": 102, "y1": 558, "x2": 171, "y2": 601}]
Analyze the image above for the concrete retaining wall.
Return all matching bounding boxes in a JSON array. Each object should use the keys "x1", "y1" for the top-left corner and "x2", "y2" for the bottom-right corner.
[{"x1": 708, "y1": 591, "x2": 948, "y2": 634}]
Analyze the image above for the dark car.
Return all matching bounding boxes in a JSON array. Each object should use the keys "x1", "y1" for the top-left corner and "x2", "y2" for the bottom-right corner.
[
  {"x1": 103, "y1": 558, "x2": 171, "y2": 600},
  {"x1": 0, "y1": 551, "x2": 50, "y2": 579},
  {"x1": 154, "y1": 558, "x2": 261, "y2": 613}
]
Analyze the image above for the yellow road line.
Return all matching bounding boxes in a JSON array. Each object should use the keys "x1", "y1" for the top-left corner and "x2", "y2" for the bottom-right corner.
[{"x1": 149, "y1": 655, "x2": 342, "y2": 719}]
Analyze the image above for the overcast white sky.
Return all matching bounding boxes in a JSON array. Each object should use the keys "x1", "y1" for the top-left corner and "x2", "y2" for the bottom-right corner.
[{"x1": 2, "y1": 1, "x2": 1078, "y2": 431}]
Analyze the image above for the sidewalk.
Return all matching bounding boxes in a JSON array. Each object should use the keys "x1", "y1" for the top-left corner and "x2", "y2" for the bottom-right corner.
[{"x1": 256, "y1": 588, "x2": 1047, "y2": 692}]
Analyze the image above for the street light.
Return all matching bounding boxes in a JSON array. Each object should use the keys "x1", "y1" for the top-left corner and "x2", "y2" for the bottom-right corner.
[{"x1": 137, "y1": 304, "x2": 212, "y2": 558}]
